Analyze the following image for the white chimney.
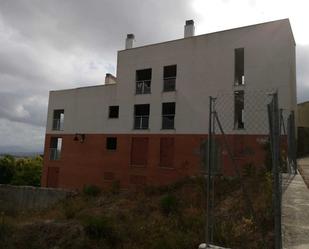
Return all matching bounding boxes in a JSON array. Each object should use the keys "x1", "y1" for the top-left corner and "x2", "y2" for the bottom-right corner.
[
  {"x1": 105, "y1": 73, "x2": 117, "y2": 84},
  {"x1": 125, "y1": 33, "x2": 135, "y2": 49},
  {"x1": 184, "y1": 20, "x2": 195, "y2": 38}
]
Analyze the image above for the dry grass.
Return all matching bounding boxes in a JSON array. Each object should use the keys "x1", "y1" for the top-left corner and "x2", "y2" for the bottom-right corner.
[{"x1": 1, "y1": 171, "x2": 274, "y2": 249}]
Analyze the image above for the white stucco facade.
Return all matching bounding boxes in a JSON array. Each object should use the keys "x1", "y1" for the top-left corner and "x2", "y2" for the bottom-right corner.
[{"x1": 46, "y1": 19, "x2": 296, "y2": 136}]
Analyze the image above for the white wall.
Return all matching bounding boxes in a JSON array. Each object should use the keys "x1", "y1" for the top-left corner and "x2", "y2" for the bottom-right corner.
[{"x1": 46, "y1": 19, "x2": 296, "y2": 135}]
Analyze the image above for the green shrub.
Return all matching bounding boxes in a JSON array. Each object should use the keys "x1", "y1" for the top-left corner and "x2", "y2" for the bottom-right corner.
[
  {"x1": 83, "y1": 215, "x2": 118, "y2": 245},
  {"x1": 83, "y1": 185, "x2": 101, "y2": 197},
  {"x1": 160, "y1": 194, "x2": 179, "y2": 216},
  {"x1": 11, "y1": 156, "x2": 42, "y2": 186}
]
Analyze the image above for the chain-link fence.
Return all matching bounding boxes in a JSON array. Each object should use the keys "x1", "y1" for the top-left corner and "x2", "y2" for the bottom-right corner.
[{"x1": 203, "y1": 90, "x2": 297, "y2": 249}]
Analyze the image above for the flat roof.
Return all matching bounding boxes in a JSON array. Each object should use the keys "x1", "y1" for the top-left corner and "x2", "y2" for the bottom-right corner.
[
  {"x1": 118, "y1": 18, "x2": 294, "y2": 53},
  {"x1": 50, "y1": 83, "x2": 116, "y2": 93}
]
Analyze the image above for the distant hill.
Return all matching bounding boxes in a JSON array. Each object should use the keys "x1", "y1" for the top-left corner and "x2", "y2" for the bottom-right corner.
[{"x1": 0, "y1": 146, "x2": 43, "y2": 157}]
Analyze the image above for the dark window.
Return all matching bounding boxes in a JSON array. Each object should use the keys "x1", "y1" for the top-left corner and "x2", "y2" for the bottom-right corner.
[
  {"x1": 163, "y1": 65, "x2": 177, "y2": 91},
  {"x1": 131, "y1": 137, "x2": 149, "y2": 166},
  {"x1": 106, "y1": 137, "x2": 117, "y2": 150},
  {"x1": 134, "y1": 104, "x2": 150, "y2": 129},
  {"x1": 49, "y1": 137, "x2": 62, "y2": 160},
  {"x1": 160, "y1": 137, "x2": 175, "y2": 167},
  {"x1": 109, "y1": 106, "x2": 119, "y2": 118},
  {"x1": 234, "y1": 48, "x2": 244, "y2": 85},
  {"x1": 136, "y1": 68, "x2": 152, "y2": 94},
  {"x1": 234, "y1": 91, "x2": 244, "y2": 129},
  {"x1": 52, "y1": 109, "x2": 64, "y2": 130},
  {"x1": 162, "y1": 102, "x2": 175, "y2": 129}
]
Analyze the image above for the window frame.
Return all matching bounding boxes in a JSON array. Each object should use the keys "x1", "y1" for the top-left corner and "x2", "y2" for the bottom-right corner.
[
  {"x1": 162, "y1": 102, "x2": 176, "y2": 130},
  {"x1": 134, "y1": 104, "x2": 150, "y2": 130},
  {"x1": 136, "y1": 68, "x2": 152, "y2": 94},
  {"x1": 163, "y1": 65, "x2": 177, "y2": 92},
  {"x1": 52, "y1": 109, "x2": 64, "y2": 131},
  {"x1": 49, "y1": 137, "x2": 62, "y2": 161},
  {"x1": 234, "y1": 48, "x2": 245, "y2": 86}
]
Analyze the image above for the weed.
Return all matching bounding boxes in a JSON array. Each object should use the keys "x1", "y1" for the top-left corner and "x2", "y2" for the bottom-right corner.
[
  {"x1": 83, "y1": 185, "x2": 101, "y2": 197},
  {"x1": 82, "y1": 215, "x2": 119, "y2": 246},
  {"x1": 242, "y1": 163, "x2": 256, "y2": 177},
  {"x1": 63, "y1": 199, "x2": 78, "y2": 219},
  {"x1": 0, "y1": 213, "x2": 13, "y2": 248},
  {"x1": 110, "y1": 180, "x2": 120, "y2": 195},
  {"x1": 160, "y1": 194, "x2": 179, "y2": 216}
]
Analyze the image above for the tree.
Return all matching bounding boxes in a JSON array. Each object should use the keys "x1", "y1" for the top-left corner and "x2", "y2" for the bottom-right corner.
[
  {"x1": 0, "y1": 155, "x2": 43, "y2": 186},
  {"x1": 0, "y1": 155, "x2": 15, "y2": 184},
  {"x1": 11, "y1": 156, "x2": 43, "y2": 187}
]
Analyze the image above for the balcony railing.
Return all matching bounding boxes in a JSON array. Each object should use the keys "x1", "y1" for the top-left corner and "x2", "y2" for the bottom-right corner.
[
  {"x1": 49, "y1": 148, "x2": 61, "y2": 160},
  {"x1": 136, "y1": 80, "x2": 151, "y2": 94},
  {"x1": 134, "y1": 115, "x2": 149, "y2": 129},
  {"x1": 162, "y1": 115, "x2": 175, "y2": 129},
  {"x1": 52, "y1": 119, "x2": 64, "y2": 131},
  {"x1": 163, "y1": 77, "x2": 176, "y2": 92},
  {"x1": 234, "y1": 75, "x2": 245, "y2": 86}
]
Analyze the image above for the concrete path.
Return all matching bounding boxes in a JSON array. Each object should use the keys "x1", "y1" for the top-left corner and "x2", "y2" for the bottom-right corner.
[
  {"x1": 282, "y1": 158, "x2": 309, "y2": 249},
  {"x1": 298, "y1": 158, "x2": 309, "y2": 187}
]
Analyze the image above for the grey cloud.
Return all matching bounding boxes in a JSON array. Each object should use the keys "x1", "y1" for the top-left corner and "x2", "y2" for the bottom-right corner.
[
  {"x1": 0, "y1": 46, "x2": 45, "y2": 83},
  {"x1": 0, "y1": 0, "x2": 193, "y2": 54},
  {"x1": 0, "y1": 118, "x2": 45, "y2": 152},
  {"x1": 0, "y1": 92, "x2": 46, "y2": 127}
]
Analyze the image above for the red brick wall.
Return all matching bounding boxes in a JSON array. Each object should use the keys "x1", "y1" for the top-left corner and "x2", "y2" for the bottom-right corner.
[
  {"x1": 160, "y1": 137, "x2": 175, "y2": 167},
  {"x1": 42, "y1": 134, "x2": 269, "y2": 190}
]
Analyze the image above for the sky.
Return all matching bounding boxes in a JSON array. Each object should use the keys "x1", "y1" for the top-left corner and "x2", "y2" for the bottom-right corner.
[{"x1": 0, "y1": 0, "x2": 308, "y2": 153}]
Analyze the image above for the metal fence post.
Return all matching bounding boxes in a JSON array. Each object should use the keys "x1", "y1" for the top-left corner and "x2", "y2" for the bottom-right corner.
[
  {"x1": 271, "y1": 92, "x2": 282, "y2": 249},
  {"x1": 206, "y1": 96, "x2": 213, "y2": 247},
  {"x1": 290, "y1": 111, "x2": 297, "y2": 174}
]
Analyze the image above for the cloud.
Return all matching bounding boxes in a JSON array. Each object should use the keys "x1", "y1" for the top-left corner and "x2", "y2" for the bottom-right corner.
[
  {"x1": 0, "y1": 0, "x2": 193, "y2": 52},
  {"x1": 0, "y1": 118, "x2": 45, "y2": 153}
]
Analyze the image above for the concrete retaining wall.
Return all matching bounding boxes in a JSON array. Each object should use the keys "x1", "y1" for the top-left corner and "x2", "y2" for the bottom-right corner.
[{"x1": 0, "y1": 184, "x2": 74, "y2": 211}]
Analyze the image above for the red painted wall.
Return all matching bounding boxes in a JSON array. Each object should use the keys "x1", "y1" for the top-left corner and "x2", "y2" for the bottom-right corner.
[{"x1": 41, "y1": 134, "x2": 269, "y2": 190}]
